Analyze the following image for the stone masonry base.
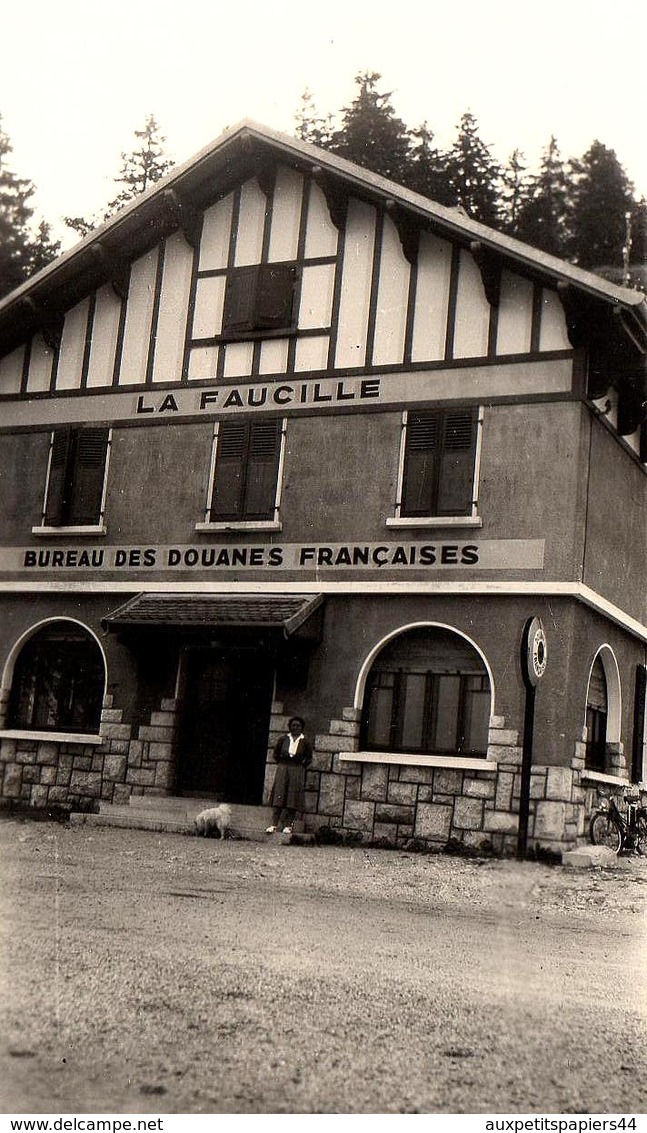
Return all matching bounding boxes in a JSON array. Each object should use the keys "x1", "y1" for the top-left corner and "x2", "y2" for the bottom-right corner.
[{"x1": 0, "y1": 697, "x2": 631, "y2": 856}]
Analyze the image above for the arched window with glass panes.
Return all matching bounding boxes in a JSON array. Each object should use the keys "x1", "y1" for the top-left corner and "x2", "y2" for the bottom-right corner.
[
  {"x1": 8, "y1": 622, "x2": 105, "y2": 735},
  {"x1": 361, "y1": 627, "x2": 491, "y2": 757},
  {"x1": 585, "y1": 656, "x2": 608, "y2": 772}
]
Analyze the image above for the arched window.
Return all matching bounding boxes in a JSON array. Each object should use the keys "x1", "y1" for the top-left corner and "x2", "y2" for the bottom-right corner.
[
  {"x1": 8, "y1": 622, "x2": 104, "y2": 734},
  {"x1": 361, "y1": 627, "x2": 491, "y2": 757},
  {"x1": 585, "y1": 655, "x2": 608, "y2": 771}
]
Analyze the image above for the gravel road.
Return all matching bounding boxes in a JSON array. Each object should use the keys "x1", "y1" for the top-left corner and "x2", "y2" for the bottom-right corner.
[{"x1": 2, "y1": 818, "x2": 646, "y2": 1115}]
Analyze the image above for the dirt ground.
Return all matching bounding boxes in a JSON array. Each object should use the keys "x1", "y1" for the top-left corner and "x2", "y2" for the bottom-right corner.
[{"x1": 1, "y1": 816, "x2": 646, "y2": 1115}]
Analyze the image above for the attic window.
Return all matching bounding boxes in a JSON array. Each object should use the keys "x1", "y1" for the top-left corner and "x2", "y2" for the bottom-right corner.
[{"x1": 222, "y1": 263, "x2": 297, "y2": 338}]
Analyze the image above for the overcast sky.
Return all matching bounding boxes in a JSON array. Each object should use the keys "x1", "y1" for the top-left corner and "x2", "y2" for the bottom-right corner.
[{"x1": 3, "y1": 0, "x2": 646, "y2": 248}]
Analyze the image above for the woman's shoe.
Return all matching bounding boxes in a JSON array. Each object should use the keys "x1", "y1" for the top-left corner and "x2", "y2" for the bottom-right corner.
[
  {"x1": 265, "y1": 825, "x2": 277, "y2": 833},
  {"x1": 282, "y1": 826, "x2": 293, "y2": 835}
]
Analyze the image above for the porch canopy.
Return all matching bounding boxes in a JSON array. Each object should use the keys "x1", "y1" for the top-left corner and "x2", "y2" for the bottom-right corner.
[
  {"x1": 101, "y1": 593, "x2": 324, "y2": 639},
  {"x1": 101, "y1": 592, "x2": 324, "y2": 638}
]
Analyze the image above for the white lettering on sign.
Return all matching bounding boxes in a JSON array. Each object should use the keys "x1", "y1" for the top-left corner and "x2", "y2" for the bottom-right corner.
[{"x1": 9, "y1": 540, "x2": 545, "y2": 573}]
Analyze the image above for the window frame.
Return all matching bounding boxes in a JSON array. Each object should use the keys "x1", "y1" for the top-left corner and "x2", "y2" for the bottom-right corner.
[
  {"x1": 220, "y1": 262, "x2": 298, "y2": 342},
  {"x1": 6, "y1": 622, "x2": 105, "y2": 737},
  {"x1": 362, "y1": 665, "x2": 490, "y2": 759},
  {"x1": 197, "y1": 416, "x2": 287, "y2": 531},
  {"x1": 387, "y1": 406, "x2": 483, "y2": 528},
  {"x1": 33, "y1": 426, "x2": 111, "y2": 535},
  {"x1": 585, "y1": 655, "x2": 609, "y2": 773}
]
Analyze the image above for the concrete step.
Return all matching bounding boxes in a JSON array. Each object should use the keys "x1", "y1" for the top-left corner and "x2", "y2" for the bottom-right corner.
[{"x1": 71, "y1": 797, "x2": 274, "y2": 841}]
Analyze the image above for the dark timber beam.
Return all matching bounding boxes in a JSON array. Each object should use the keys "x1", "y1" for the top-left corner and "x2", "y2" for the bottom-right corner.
[
  {"x1": 469, "y1": 241, "x2": 501, "y2": 308},
  {"x1": 314, "y1": 173, "x2": 349, "y2": 230}
]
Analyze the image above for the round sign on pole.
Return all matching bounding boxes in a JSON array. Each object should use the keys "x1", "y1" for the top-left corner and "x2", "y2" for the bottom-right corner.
[
  {"x1": 523, "y1": 616, "x2": 547, "y2": 687},
  {"x1": 523, "y1": 616, "x2": 548, "y2": 684}
]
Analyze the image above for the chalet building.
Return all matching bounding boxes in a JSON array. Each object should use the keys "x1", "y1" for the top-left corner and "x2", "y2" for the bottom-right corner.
[{"x1": 0, "y1": 121, "x2": 645, "y2": 853}]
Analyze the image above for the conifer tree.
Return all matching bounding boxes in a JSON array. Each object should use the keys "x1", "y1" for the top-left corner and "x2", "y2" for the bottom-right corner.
[
  {"x1": 514, "y1": 136, "x2": 572, "y2": 257},
  {"x1": 407, "y1": 122, "x2": 453, "y2": 205},
  {"x1": 444, "y1": 111, "x2": 501, "y2": 226},
  {"x1": 0, "y1": 117, "x2": 60, "y2": 298},
  {"x1": 65, "y1": 114, "x2": 174, "y2": 237},
  {"x1": 295, "y1": 88, "x2": 334, "y2": 148},
  {"x1": 500, "y1": 148, "x2": 530, "y2": 235},
  {"x1": 329, "y1": 71, "x2": 412, "y2": 184},
  {"x1": 568, "y1": 141, "x2": 635, "y2": 271}
]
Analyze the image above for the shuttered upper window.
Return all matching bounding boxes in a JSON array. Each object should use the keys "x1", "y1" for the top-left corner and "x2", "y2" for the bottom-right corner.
[
  {"x1": 222, "y1": 264, "x2": 297, "y2": 338},
  {"x1": 210, "y1": 418, "x2": 283, "y2": 522},
  {"x1": 401, "y1": 409, "x2": 478, "y2": 518},
  {"x1": 43, "y1": 427, "x2": 110, "y2": 528}
]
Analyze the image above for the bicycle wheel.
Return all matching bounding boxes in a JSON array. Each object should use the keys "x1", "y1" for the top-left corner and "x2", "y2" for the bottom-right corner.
[
  {"x1": 590, "y1": 811, "x2": 622, "y2": 853},
  {"x1": 635, "y1": 816, "x2": 647, "y2": 856}
]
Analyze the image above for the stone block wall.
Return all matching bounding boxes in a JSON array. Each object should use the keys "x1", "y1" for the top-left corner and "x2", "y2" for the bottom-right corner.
[
  {"x1": 0, "y1": 695, "x2": 179, "y2": 811},
  {"x1": 300, "y1": 707, "x2": 597, "y2": 854}
]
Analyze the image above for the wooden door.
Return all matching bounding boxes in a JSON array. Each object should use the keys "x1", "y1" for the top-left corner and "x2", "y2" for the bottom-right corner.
[{"x1": 178, "y1": 646, "x2": 274, "y2": 804}]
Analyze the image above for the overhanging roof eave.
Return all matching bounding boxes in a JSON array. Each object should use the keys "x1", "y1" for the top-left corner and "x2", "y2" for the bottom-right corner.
[{"x1": 1, "y1": 119, "x2": 645, "y2": 350}]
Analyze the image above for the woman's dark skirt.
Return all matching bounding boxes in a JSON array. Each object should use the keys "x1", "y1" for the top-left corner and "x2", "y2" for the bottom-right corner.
[{"x1": 269, "y1": 762, "x2": 306, "y2": 811}]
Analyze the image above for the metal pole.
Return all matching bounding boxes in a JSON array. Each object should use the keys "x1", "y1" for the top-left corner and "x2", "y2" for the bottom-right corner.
[{"x1": 517, "y1": 682, "x2": 536, "y2": 860}]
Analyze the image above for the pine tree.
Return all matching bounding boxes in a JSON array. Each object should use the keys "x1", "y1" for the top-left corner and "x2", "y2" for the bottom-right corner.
[
  {"x1": 328, "y1": 71, "x2": 412, "y2": 184},
  {"x1": 500, "y1": 148, "x2": 529, "y2": 235},
  {"x1": 65, "y1": 114, "x2": 174, "y2": 237},
  {"x1": 514, "y1": 136, "x2": 572, "y2": 257},
  {"x1": 407, "y1": 122, "x2": 453, "y2": 205},
  {"x1": 0, "y1": 117, "x2": 60, "y2": 298},
  {"x1": 295, "y1": 88, "x2": 334, "y2": 148},
  {"x1": 569, "y1": 141, "x2": 635, "y2": 271},
  {"x1": 444, "y1": 111, "x2": 501, "y2": 226}
]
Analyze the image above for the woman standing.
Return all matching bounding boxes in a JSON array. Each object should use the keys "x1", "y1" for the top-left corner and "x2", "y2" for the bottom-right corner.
[{"x1": 266, "y1": 716, "x2": 313, "y2": 835}]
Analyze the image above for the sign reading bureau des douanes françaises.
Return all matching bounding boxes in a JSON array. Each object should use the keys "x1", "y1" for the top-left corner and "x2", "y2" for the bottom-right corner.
[{"x1": 6, "y1": 540, "x2": 545, "y2": 573}]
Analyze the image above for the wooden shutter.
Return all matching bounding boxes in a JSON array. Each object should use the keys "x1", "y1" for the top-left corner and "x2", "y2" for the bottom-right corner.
[
  {"x1": 401, "y1": 412, "x2": 439, "y2": 517},
  {"x1": 44, "y1": 429, "x2": 72, "y2": 525},
  {"x1": 437, "y1": 409, "x2": 477, "y2": 516},
  {"x1": 244, "y1": 419, "x2": 282, "y2": 519},
  {"x1": 256, "y1": 265, "x2": 296, "y2": 329},
  {"x1": 210, "y1": 421, "x2": 247, "y2": 519},
  {"x1": 222, "y1": 266, "x2": 258, "y2": 334},
  {"x1": 67, "y1": 428, "x2": 109, "y2": 525}
]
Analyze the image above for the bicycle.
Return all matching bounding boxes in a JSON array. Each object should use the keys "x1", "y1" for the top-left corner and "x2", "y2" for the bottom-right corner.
[{"x1": 589, "y1": 787, "x2": 647, "y2": 855}]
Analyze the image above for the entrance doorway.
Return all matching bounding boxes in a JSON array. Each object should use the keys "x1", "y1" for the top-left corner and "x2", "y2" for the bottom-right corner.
[{"x1": 177, "y1": 644, "x2": 275, "y2": 804}]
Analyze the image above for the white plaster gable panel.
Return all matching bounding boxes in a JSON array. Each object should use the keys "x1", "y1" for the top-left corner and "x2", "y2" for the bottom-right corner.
[
  {"x1": 411, "y1": 232, "x2": 452, "y2": 363},
  {"x1": 334, "y1": 199, "x2": 376, "y2": 369},
  {"x1": 299, "y1": 263, "x2": 335, "y2": 330},
  {"x1": 304, "y1": 180, "x2": 338, "y2": 259},
  {"x1": 223, "y1": 341, "x2": 254, "y2": 378},
  {"x1": 294, "y1": 336, "x2": 329, "y2": 372},
  {"x1": 193, "y1": 275, "x2": 226, "y2": 340},
  {"x1": 372, "y1": 213, "x2": 410, "y2": 367},
  {"x1": 267, "y1": 167, "x2": 303, "y2": 262},
  {"x1": 0, "y1": 345, "x2": 24, "y2": 394},
  {"x1": 151, "y1": 233, "x2": 194, "y2": 384},
  {"x1": 118, "y1": 248, "x2": 159, "y2": 386},
  {"x1": 234, "y1": 180, "x2": 267, "y2": 267},
  {"x1": 259, "y1": 338, "x2": 289, "y2": 374},
  {"x1": 496, "y1": 272, "x2": 534, "y2": 356},
  {"x1": 25, "y1": 335, "x2": 54, "y2": 394},
  {"x1": 56, "y1": 298, "x2": 91, "y2": 390},
  {"x1": 187, "y1": 344, "x2": 219, "y2": 382},
  {"x1": 540, "y1": 288, "x2": 570, "y2": 351},
  {"x1": 199, "y1": 194, "x2": 234, "y2": 272},
  {"x1": 454, "y1": 250, "x2": 490, "y2": 359},
  {"x1": 86, "y1": 285, "x2": 122, "y2": 389}
]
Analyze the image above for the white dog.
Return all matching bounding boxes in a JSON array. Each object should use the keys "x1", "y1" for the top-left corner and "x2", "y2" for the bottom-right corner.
[{"x1": 194, "y1": 804, "x2": 232, "y2": 839}]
